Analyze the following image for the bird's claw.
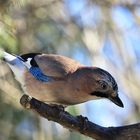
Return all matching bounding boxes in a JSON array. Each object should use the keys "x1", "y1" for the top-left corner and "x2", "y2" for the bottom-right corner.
[
  {"x1": 50, "y1": 104, "x2": 65, "y2": 112},
  {"x1": 20, "y1": 94, "x2": 32, "y2": 109},
  {"x1": 77, "y1": 115, "x2": 89, "y2": 133}
]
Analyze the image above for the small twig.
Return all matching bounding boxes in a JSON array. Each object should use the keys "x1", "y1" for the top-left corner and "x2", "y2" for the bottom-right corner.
[{"x1": 20, "y1": 94, "x2": 140, "y2": 140}]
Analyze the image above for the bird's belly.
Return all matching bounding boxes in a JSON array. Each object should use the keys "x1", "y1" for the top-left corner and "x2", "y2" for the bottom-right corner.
[
  {"x1": 23, "y1": 71, "x2": 90, "y2": 105},
  {"x1": 23, "y1": 72, "x2": 71, "y2": 104},
  {"x1": 23, "y1": 83, "x2": 80, "y2": 105},
  {"x1": 22, "y1": 71, "x2": 55, "y2": 101}
]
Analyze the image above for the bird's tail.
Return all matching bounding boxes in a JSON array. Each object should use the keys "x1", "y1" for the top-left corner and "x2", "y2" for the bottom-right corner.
[
  {"x1": 0, "y1": 49, "x2": 23, "y2": 99},
  {"x1": 0, "y1": 49, "x2": 26, "y2": 83},
  {"x1": 0, "y1": 49, "x2": 24, "y2": 66},
  {"x1": 0, "y1": 49, "x2": 25, "y2": 70},
  {"x1": 0, "y1": 48, "x2": 16, "y2": 62},
  {"x1": 3, "y1": 51, "x2": 17, "y2": 63}
]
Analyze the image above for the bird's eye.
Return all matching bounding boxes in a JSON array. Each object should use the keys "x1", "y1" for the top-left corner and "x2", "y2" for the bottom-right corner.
[
  {"x1": 101, "y1": 83, "x2": 107, "y2": 89},
  {"x1": 98, "y1": 81, "x2": 108, "y2": 90}
]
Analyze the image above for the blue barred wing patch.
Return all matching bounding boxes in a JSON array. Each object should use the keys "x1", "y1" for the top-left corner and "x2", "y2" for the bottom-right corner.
[{"x1": 29, "y1": 67, "x2": 51, "y2": 82}]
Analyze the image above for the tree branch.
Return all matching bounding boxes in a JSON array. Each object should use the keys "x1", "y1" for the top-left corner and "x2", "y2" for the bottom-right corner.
[{"x1": 20, "y1": 94, "x2": 140, "y2": 140}]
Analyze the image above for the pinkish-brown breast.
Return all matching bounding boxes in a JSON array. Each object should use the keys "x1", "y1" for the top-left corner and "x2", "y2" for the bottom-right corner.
[{"x1": 22, "y1": 68, "x2": 92, "y2": 105}]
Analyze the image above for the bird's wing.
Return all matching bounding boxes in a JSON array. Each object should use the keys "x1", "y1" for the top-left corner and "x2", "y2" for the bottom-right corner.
[{"x1": 34, "y1": 54, "x2": 83, "y2": 77}]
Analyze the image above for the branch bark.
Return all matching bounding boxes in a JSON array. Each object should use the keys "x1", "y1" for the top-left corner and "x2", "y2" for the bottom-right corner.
[{"x1": 20, "y1": 94, "x2": 140, "y2": 140}]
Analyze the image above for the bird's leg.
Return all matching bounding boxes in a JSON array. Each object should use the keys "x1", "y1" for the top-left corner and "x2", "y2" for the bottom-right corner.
[
  {"x1": 20, "y1": 94, "x2": 32, "y2": 109},
  {"x1": 49, "y1": 104, "x2": 65, "y2": 112},
  {"x1": 77, "y1": 115, "x2": 89, "y2": 133}
]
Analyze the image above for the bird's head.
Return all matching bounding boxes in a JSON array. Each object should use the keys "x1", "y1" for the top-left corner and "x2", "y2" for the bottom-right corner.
[{"x1": 76, "y1": 67, "x2": 124, "y2": 108}]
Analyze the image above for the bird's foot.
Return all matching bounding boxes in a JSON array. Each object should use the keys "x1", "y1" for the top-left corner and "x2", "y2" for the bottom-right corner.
[
  {"x1": 77, "y1": 115, "x2": 89, "y2": 133},
  {"x1": 20, "y1": 94, "x2": 32, "y2": 109},
  {"x1": 50, "y1": 104, "x2": 65, "y2": 112}
]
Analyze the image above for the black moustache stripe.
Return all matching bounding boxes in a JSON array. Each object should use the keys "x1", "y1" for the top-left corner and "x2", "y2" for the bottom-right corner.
[{"x1": 90, "y1": 91, "x2": 108, "y2": 98}]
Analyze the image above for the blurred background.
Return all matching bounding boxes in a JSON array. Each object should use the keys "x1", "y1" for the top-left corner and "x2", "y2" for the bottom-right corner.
[{"x1": 0, "y1": 0, "x2": 140, "y2": 140}]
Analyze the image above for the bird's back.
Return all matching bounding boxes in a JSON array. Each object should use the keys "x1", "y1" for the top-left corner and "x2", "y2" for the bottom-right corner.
[{"x1": 34, "y1": 54, "x2": 83, "y2": 78}]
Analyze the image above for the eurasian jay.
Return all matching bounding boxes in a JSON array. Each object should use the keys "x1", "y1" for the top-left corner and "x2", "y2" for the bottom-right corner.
[{"x1": 2, "y1": 52, "x2": 124, "y2": 107}]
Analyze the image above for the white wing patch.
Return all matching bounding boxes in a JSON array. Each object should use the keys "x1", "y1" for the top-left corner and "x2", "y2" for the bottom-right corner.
[{"x1": 23, "y1": 58, "x2": 32, "y2": 69}]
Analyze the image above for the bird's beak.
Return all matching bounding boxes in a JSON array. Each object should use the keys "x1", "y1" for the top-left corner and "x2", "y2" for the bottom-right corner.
[{"x1": 109, "y1": 95, "x2": 124, "y2": 108}]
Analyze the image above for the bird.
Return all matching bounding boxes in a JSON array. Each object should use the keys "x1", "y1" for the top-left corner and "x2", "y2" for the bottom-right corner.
[{"x1": 2, "y1": 51, "x2": 124, "y2": 108}]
